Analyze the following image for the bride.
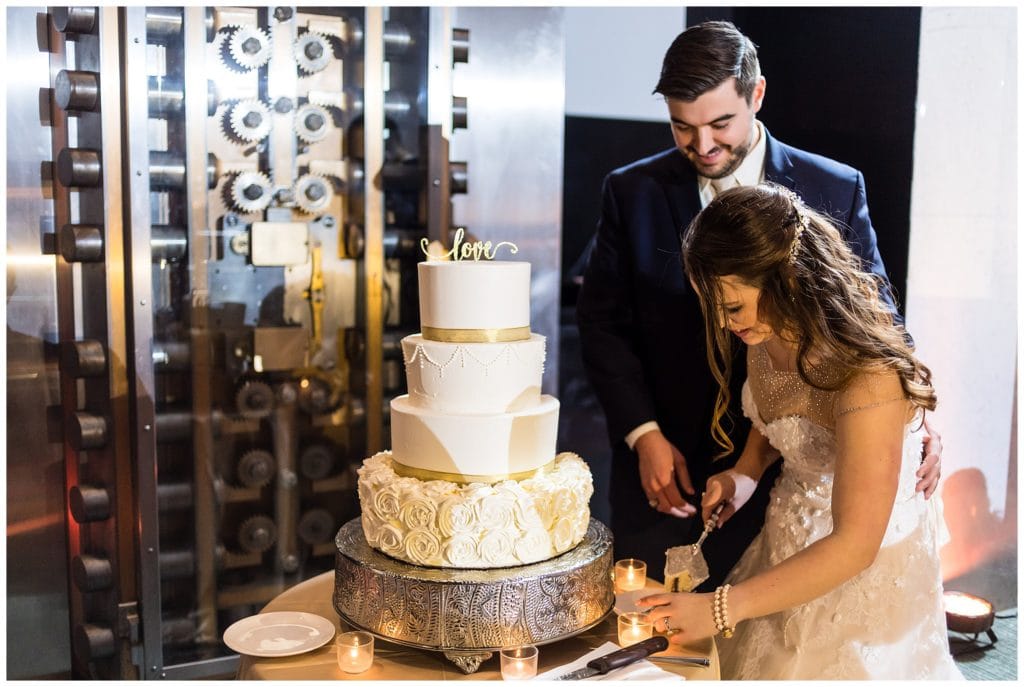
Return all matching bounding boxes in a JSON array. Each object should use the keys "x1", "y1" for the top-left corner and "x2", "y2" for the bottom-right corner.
[{"x1": 638, "y1": 184, "x2": 963, "y2": 679}]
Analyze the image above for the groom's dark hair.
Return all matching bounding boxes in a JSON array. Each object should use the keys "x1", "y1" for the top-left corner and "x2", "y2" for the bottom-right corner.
[{"x1": 654, "y1": 21, "x2": 761, "y2": 104}]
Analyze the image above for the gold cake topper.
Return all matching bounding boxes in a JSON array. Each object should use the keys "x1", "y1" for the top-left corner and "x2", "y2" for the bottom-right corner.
[{"x1": 420, "y1": 227, "x2": 518, "y2": 262}]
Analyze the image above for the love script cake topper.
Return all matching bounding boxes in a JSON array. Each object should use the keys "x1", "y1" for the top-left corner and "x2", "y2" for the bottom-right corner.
[{"x1": 420, "y1": 227, "x2": 518, "y2": 261}]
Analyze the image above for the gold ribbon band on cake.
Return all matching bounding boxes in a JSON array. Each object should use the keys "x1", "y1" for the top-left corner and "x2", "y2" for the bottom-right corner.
[
  {"x1": 391, "y1": 460, "x2": 551, "y2": 484},
  {"x1": 421, "y1": 325, "x2": 531, "y2": 343}
]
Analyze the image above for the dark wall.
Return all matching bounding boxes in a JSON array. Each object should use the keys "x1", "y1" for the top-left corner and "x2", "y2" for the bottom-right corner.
[
  {"x1": 562, "y1": 7, "x2": 921, "y2": 311},
  {"x1": 689, "y1": 6, "x2": 921, "y2": 311}
]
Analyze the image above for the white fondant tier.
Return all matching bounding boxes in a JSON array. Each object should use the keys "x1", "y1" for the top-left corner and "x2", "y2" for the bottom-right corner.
[
  {"x1": 357, "y1": 451, "x2": 594, "y2": 568},
  {"x1": 402, "y1": 334, "x2": 546, "y2": 414},
  {"x1": 390, "y1": 394, "x2": 559, "y2": 481},
  {"x1": 418, "y1": 260, "x2": 531, "y2": 332}
]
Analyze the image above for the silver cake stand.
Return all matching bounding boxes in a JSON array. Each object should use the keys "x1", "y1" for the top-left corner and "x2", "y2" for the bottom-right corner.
[{"x1": 333, "y1": 517, "x2": 614, "y2": 674}]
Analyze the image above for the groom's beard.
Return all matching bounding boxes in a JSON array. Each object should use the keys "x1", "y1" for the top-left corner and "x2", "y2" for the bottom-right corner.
[{"x1": 684, "y1": 139, "x2": 751, "y2": 180}]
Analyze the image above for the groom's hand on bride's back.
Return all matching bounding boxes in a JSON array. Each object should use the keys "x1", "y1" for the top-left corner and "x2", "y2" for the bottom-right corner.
[{"x1": 916, "y1": 418, "x2": 943, "y2": 499}]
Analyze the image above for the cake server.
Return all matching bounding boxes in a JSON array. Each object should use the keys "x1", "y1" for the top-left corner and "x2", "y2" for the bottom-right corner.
[
  {"x1": 554, "y1": 636, "x2": 669, "y2": 680},
  {"x1": 663, "y1": 503, "x2": 725, "y2": 592}
]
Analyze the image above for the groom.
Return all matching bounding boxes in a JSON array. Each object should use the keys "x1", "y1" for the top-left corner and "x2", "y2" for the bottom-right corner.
[{"x1": 576, "y1": 20, "x2": 943, "y2": 587}]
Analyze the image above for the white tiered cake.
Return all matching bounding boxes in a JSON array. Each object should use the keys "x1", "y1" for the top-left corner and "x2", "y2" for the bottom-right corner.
[{"x1": 357, "y1": 258, "x2": 593, "y2": 568}]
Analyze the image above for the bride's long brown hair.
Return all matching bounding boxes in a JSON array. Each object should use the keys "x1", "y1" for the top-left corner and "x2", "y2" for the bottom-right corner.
[{"x1": 682, "y1": 183, "x2": 936, "y2": 455}]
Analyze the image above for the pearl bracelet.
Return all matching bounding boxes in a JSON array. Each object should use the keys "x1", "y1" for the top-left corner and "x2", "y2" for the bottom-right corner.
[{"x1": 713, "y1": 584, "x2": 736, "y2": 638}]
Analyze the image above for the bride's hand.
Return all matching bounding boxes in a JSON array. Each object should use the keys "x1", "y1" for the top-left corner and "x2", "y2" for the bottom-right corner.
[
  {"x1": 702, "y1": 469, "x2": 758, "y2": 527},
  {"x1": 636, "y1": 591, "x2": 719, "y2": 643}
]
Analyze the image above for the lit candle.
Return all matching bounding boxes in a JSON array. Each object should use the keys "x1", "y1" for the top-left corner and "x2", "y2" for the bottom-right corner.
[
  {"x1": 617, "y1": 611, "x2": 653, "y2": 646},
  {"x1": 336, "y1": 631, "x2": 374, "y2": 674},
  {"x1": 615, "y1": 559, "x2": 647, "y2": 592},
  {"x1": 500, "y1": 645, "x2": 538, "y2": 680}
]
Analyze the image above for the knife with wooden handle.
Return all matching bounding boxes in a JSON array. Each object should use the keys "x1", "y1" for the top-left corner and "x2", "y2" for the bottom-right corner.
[{"x1": 554, "y1": 636, "x2": 669, "y2": 680}]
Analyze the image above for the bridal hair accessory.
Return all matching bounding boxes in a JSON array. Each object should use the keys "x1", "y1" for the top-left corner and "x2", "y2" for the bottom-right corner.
[
  {"x1": 782, "y1": 189, "x2": 809, "y2": 265},
  {"x1": 713, "y1": 584, "x2": 735, "y2": 638}
]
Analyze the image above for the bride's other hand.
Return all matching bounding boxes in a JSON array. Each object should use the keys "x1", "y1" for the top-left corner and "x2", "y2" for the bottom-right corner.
[
  {"x1": 702, "y1": 469, "x2": 757, "y2": 527},
  {"x1": 636, "y1": 591, "x2": 719, "y2": 643}
]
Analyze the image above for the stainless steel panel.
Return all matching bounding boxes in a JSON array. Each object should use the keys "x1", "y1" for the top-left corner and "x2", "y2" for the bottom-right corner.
[
  {"x1": 6, "y1": 7, "x2": 72, "y2": 678},
  {"x1": 449, "y1": 7, "x2": 565, "y2": 394}
]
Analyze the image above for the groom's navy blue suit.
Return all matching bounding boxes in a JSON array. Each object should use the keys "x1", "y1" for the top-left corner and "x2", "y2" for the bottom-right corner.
[{"x1": 576, "y1": 127, "x2": 898, "y2": 588}]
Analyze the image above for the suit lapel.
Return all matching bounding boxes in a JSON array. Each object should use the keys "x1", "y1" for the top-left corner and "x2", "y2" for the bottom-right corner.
[
  {"x1": 661, "y1": 152, "x2": 703, "y2": 241},
  {"x1": 763, "y1": 127, "x2": 797, "y2": 191}
]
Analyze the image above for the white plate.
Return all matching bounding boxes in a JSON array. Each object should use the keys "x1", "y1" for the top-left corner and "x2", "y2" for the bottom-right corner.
[{"x1": 223, "y1": 611, "x2": 336, "y2": 658}]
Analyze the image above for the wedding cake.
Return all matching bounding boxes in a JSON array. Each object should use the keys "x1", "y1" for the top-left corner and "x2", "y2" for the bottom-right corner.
[{"x1": 357, "y1": 248, "x2": 593, "y2": 569}]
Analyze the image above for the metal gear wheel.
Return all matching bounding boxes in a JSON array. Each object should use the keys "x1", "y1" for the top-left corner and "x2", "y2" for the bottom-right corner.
[
  {"x1": 227, "y1": 99, "x2": 272, "y2": 142},
  {"x1": 237, "y1": 515, "x2": 277, "y2": 553},
  {"x1": 228, "y1": 171, "x2": 273, "y2": 213},
  {"x1": 235, "y1": 380, "x2": 275, "y2": 418},
  {"x1": 293, "y1": 103, "x2": 331, "y2": 143},
  {"x1": 293, "y1": 174, "x2": 334, "y2": 214},
  {"x1": 297, "y1": 509, "x2": 335, "y2": 545},
  {"x1": 299, "y1": 444, "x2": 335, "y2": 481},
  {"x1": 224, "y1": 25, "x2": 272, "y2": 72},
  {"x1": 236, "y1": 449, "x2": 276, "y2": 488},
  {"x1": 294, "y1": 32, "x2": 332, "y2": 74}
]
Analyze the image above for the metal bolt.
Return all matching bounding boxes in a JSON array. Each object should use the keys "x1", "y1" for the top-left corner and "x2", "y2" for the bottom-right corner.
[
  {"x1": 304, "y1": 40, "x2": 324, "y2": 59},
  {"x1": 321, "y1": 215, "x2": 336, "y2": 229},
  {"x1": 242, "y1": 110, "x2": 262, "y2": 128},
  {"x1": 305, "y1": 112, "x2": 325, "y2": 131},
  {"x1": 243, "y1": 184, "x2": 264, "y2": 200},
  {"x1": 140, "y1": 300, "x2": 146, "y2": 306},
  {"x1": 305, "y1": 183, "x2": 325, "y2": 201},
  {"x1": 273, "y1": 7, "x2": 293, "y2": 22},
  {"x1": 144, "y1": 424, "x2": 151, "y2": 431},
  {"x1": 432, "y1": 178, "x2": 441, "y2": 187},
  {"x1": 276, "y1": 188, "x2": 295, "y2": 203},
  {"x1": 274, "y1": 97, "x2": 293, "y2": 114},
  {"x1": 224, "y1": 214, "x2": 239, "y2": 227},
  {"x1": 241, "y1": 37, "x2": 261, "y2": 55}
]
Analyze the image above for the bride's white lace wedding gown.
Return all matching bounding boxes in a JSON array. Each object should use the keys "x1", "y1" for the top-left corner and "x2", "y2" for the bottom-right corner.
[{"x1": 718, "y1": 344, "x2": 963, "y2": 680}]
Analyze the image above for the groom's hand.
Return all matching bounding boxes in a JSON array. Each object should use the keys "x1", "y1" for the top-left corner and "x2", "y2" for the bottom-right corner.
[
  {"x1": 916, "y1": 418, "x2": 943, "y2": 499},
  {"x1": 635, "y1": 430, "x2": 697, "y2": 517}
]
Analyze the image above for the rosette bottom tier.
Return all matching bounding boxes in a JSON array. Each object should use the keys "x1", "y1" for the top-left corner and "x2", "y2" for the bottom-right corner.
[
  {"x1": 356, "y1": 451, "x2": 593, "y2": 568},
  {"x1": 334, "y1": 516, "x2": 614, "y2": 653}
]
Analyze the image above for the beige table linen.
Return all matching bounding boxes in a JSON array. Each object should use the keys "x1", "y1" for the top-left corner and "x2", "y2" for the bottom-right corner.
[{"x1": 237, "y1": 571, "x2": 719, "y2": 680}]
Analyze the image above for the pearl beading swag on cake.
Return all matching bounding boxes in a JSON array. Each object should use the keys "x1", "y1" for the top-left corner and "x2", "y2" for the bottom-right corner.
[{"x1": 356, "y1": 234, "x2": 594, "y2": 568}]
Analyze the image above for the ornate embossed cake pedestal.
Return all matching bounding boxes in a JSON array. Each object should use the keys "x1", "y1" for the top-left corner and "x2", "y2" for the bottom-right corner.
[{"x1": 333, "y1": 518, "x2": 614, "y2": 674}]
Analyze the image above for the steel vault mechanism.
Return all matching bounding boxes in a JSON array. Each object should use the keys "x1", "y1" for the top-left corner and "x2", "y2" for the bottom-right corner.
[{"x1": 43, "y1": 5, "x2": 470, "y2": 678}]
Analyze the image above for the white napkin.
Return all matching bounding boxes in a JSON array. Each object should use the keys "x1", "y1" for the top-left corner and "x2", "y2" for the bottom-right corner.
[
  {"x1": 614, "y1": 589, "x2": 657, "y2": 616},
  {"x1": 534, "y1": 641, "x2": 685, "y2": 681}
]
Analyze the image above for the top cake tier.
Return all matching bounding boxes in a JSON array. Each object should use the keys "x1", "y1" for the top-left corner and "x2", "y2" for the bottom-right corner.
[{"x1": 418, "y1": 260, "x2": 531, "y2": 339}]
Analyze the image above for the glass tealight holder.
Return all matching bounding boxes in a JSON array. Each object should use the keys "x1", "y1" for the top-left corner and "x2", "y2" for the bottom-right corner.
[
  {"x1": 500, "y1": 645, "x2": 538, "y2": 680},
  {"x1": 617, "y1": 611, "x2": 653, "y2": 646},
  {"x1": 336, "y1": 631, "x2": 374, "y2": 674},
  {"x1": 614, "y1": 558, "x2": 647, "y2": 592}
]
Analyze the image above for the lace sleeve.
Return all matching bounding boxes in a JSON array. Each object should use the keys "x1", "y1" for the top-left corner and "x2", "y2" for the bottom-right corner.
[{"x1": 833, "y1": 368, "x2": 908, "y2": 419}]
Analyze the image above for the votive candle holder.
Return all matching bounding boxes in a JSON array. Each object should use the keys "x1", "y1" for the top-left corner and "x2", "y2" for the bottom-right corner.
[
  {"x1": 614, "y1": 558, "x2": 647, "y2": 592},
  {"x1": 336, "y1": 631, "x2": 374, "y2": 674},
  {"x1": 618, "y1": 611, "x2": 653, "y2": 646},
  {"x1": 500, "y1": 645, "x2": 538, "y2": 680}
]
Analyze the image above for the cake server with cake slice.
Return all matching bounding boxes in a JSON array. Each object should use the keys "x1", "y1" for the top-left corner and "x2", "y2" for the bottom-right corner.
[{"x1": 663, "y1": 503, "x2": 725, "y2": 593}]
